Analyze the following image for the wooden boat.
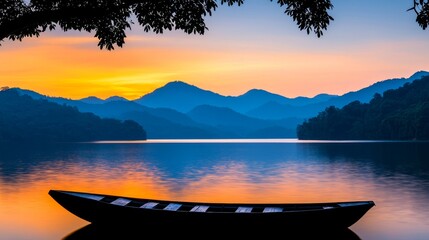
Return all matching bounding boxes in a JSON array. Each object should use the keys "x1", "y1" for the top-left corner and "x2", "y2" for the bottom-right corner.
[{"x1": 49, "y1": 190, "x2": 375, "y2": 229}]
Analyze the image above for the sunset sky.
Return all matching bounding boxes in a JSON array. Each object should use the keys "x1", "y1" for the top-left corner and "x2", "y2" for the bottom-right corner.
[{"x1": 1, "y1": 0, "x2": 428, "y2": 100}]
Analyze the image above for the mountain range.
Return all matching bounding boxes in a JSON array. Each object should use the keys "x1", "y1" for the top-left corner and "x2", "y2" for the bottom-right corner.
[{"x1": 9, "y1": 70, "x2": 429, "y2": 139}]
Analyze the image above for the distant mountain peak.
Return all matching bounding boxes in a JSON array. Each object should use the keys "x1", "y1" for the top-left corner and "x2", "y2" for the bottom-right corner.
[
  {"x1": 313, "y1": 93, "x2": 335, "y2": 98},
  {"x1": 166, "y1": 80, "x2": 189, "y2": 85},
  {"x1": 12, "y1": 87, "x2": 47, "y2": 100},
  {"x1": 79, "y1": 96, "x2": 128, "y2": 104},
  {"x1": 149, "y1": 80, "x2": 215, "y2": 96},
  {"x1": 246, "y1": 89, "x2": 268, "y2": 93},
  {"x1": 105, "y1": 96, "x2": 127, "y2": 102},
  {"x1": 83, "y1": 96, "x2": 101, "y2": 100},
  {"x1": 135, "y1": 80, "x2": 224, "y2": 112},
  {"x1": 163, "y1": 80, "x2": 197, "y2": 89},
  {"x1": 241, "y1": 88, "x2": 286, "y2": 99},
  {"x1": 409, "y1": 70, "x2": 429, "y2": 80},
  {"x1": 244, "y1": 89, "x2": 271, "y2": 95},
  {"x1": 79, "y1": 96, "x2": 104, "y2": 104},
  {"x1": 312, "y1": 93, "x2": 337, "y2": 100}
]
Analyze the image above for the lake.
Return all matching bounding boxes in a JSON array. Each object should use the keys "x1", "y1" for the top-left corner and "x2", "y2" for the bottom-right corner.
[{"x1": 1, "y1": 139, "x2": 429, "y2": 239}]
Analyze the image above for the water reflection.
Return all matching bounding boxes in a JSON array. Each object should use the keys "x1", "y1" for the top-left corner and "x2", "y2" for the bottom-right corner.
[
  {"x1": 1, "y1": 141, "x2": 429, "y2": 239},
  {"x1": 299, "y1": 142, "x2": 429, "y2": 176},
  {"x1": 2, "y1": 141, "x2": 429, "y2": 182},
  {"x1": 63, "y1": 224, "x2": 362, "y2": 240}
]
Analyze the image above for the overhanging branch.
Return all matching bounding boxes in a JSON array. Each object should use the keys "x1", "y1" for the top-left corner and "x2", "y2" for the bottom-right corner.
[{"x1": 0, "y1": 7, "x2": 112, "y2": 41}]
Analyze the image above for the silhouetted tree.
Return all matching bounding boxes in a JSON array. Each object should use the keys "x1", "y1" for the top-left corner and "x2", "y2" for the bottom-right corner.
[
  {"x1": 1, "y1": 1, "x2": 427, "y2": 50},
  {"x1": 0, "y1": 0, "x2": 341, "y2": 50},
  {"x1": 410, "y1": 0, "x2": 429, "y2": 29}
]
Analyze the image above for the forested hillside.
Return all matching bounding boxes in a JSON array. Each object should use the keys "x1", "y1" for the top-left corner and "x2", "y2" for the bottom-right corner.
[
  {"x1": 297, "y1": 76, "x2": 429, "y2": 140},
  {"x1": 0, "y1": 89, "x2": 146, "y2": 142}
]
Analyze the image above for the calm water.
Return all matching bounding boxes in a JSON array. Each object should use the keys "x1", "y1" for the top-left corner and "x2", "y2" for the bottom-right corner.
[{"x1": 1, "y1": 140, "x2": 429, "y2": 239}]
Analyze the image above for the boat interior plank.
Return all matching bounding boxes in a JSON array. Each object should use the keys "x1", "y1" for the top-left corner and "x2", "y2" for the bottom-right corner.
[
  {"x1": 140, "y1": 202, "x2": 159, "y2": 209},
  {"x1": 263, "y1": 207, "x2": 283, "y2": 213},
  {"x1": 164, "y1": 203, "x2": 182, "y2": 211},
  {"x1": 190, "y1": 205, "x2": 209, "y2": 212},
  {"x1": 236, "y1": 207, "x2": 253, "y2": 213},
  {"x1": 110, "y1": 198, "x2": 132, "y2": 206}
]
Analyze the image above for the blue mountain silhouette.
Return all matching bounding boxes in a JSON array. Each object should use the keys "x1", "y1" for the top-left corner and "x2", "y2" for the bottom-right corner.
[
  {"x1": 135, "y1": 81, "x2": 226, "y2": 112},
  {"x1": 134, "y1": 81, "x2": 338, "y2": 113},
  {"x1": 8, "y1": 70, "x2": 429, "y2": 139},
  {"x1": 247, "y1": 71, "x2": 429, "y2": 119}
]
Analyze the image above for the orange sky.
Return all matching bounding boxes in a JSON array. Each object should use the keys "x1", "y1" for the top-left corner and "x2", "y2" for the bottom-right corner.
[{"x1": 1, "y1": 1, "x2": 428, "y2": 100}]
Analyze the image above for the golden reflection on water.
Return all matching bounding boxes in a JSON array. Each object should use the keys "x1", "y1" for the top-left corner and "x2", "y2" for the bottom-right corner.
[
  {"x1": 1, "y1": 141, "x2": 429, "y2": 240},
  {"x1": 0, "y1": 158, "x2": 378, "y2": 239}
]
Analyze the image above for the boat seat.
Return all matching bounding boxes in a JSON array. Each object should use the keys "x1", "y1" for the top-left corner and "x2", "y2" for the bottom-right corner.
[
  {"x1": 110, "y1": 198, "x2": 131, "y2": 206},
  {"x1": 68, "y1": 192, "x2": 104, "y2": 201},
  {"x1": 236, "y1": 207, "x2": 253, "y2": 213},
  {"x1": 140, "y1": 202, "x2": 158, "y2": 209},
  {"x1": 164, "y1": 203, "x2": 182, "y2": 211},
  {"x1": 190, "y1": 205, "x2": 209, "y2": 212},
  {"x1": 263, "y1": 207, "x2": 283, "y2": 213}
]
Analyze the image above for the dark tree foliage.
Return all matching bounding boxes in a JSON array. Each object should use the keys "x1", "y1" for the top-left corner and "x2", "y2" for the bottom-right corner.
[
  {"x1": 297, "y1": 76, "x2": 429, "y2": 140},
  {"x1": 0, "y1": 89, "x2": 147, "y2": 142},
  {"x1": 2, "y1": 0, "x2": 333, "y2": 50},
  {"x1": 410, "y1": 0, "x2": 429, "y2": 29},
  {"x1": 1, "y1": 1, "x2": 427, "y2": 50}
]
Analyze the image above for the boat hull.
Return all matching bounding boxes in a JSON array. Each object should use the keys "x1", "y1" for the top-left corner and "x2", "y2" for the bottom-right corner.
[{"x1": 49, "y1": 190, "x2": 374, "y2": 229}]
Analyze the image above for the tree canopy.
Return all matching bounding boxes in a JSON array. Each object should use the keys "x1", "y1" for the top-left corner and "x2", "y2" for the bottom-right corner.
[
  {"x1": 296, "y1": 76, "x2": 429, "y2": 140},
  {"x1": 0, "y1": 89, "x2": 147, "y2": 141},
  {"x1": 0, "y1": 0, "x2": 428, "y2": 50}
]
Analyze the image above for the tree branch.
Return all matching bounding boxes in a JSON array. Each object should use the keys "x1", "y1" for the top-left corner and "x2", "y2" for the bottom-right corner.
[
  {"x1": 0, "y1": 7, "x2": 111, "y2": 41},
  {"x1": 0, "y1": 0, "x2": 335, "y2": 50}
]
